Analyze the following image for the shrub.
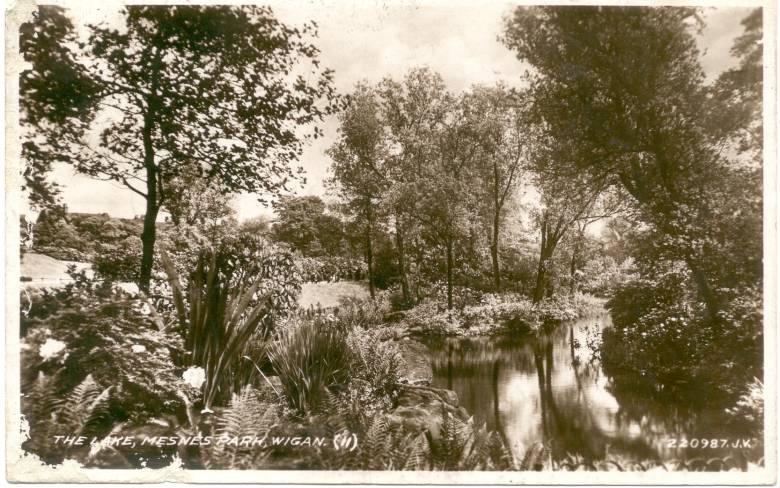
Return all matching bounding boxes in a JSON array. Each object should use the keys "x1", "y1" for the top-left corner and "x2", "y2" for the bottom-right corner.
[
  {"x1": 295, "y1": 255, "x2": 367, "y2": 283},
  {"x1": 344, "y1": 329, "x2": 401, "y2": 414},
  {"x1": 20, "y1": 276, "x2": 191, "y2": 466},
  {"x1": 21, "y1": 276, "x2": 187, "y2": 424},
  {"x1": 460, "y1": 293, "x2": 536, "y2": 333},
  {"x1": 401, "y1": 300, "x2": 466, "y2": 336},
  {"x1": 268, "y1": 318, "x2": 352, "y2": 415},
  {"x1": 603, "y1": 265, "x2": 762, "y2": 411},
  {"x1": 93, "y1": 236, "x2": 142, "y2": 282},
  {"x1": 335, "y1": 294, "x2": 390, "y2": 329}
]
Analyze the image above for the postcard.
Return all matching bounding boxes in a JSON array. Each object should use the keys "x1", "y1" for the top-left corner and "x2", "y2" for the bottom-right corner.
[{"x1": 4, "y1": 0, "x2": 776, "y2": 483}]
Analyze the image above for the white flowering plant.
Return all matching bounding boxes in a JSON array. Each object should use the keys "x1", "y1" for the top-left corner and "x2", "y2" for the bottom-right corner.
[{"x1": 21, "y1": 277, "x2": 190, "y2": 425}]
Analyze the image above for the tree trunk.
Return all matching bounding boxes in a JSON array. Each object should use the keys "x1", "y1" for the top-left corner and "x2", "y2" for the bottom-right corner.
[
  {"x1": 139, "y1": 191, "x2": 159, "y2": 293},
  {"x1": 685, "y1": 255, "x2": 719, "y2": 321},
  {"x1": 446, "y1": 239, "x2": 454, "y2": 310},
  {"x1": 533, "y1": 244, "x2": 551, "y2": 304},
  {"x1": 569, "y1": 234, "x2": 581, "y2": 296},
  {"x1": 366, "y1": 218, "x2": 375, "y2": 299},
  {"x1": 394, "y1": 215, "x2": 410, "y2": 305},
  {"x1": 138, "y1": 110, "x2": 158, "y2": 293},
  {"x1": 491, "y1": 209, "x2": 501, "y2": 291}
]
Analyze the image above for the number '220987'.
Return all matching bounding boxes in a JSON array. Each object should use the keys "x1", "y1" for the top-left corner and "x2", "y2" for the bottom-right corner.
[{"x1": 666, "y1": 438, "x2": 755, "y2": 449}]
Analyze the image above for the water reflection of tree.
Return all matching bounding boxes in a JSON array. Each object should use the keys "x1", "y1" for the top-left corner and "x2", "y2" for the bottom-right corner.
[
  {"x1": 425, "y1": 326, "x2": 670, "y2": 464},
  {"x1": 534, "y1": 333, "x2": 605, "y2": 460},
  {"x1": 534, "y1": 328, "x2": 662, "y2": 463}
]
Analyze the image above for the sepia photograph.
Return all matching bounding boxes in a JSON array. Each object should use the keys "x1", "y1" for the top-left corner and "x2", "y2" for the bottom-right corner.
[{"x1": 4, "y1": 0, "x2": 775, "y2": 483}]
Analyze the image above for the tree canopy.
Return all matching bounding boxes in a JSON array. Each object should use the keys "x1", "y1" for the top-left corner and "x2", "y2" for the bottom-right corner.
[{"x1": 20, "y1": 5, "x2": 339, "y2": 291}]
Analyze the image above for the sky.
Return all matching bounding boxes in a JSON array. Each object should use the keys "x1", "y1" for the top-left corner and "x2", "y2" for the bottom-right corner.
[{"x1": 37, "y1": 2, "x2": 755, "y2": 221}]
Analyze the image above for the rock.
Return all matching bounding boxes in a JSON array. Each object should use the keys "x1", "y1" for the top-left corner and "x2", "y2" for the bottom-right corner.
[
  {"x1": 395, "y1": 340, "x2": 433, "y2": 385},
  {"x1": 389, "y1": 385, "x2": 468, "y2": 442},
  {"x1": 388, "y1": 340, "x2": 472, "y2": 443}
]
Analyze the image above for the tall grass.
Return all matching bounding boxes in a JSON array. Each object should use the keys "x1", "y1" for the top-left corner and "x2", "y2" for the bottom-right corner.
[{"x1": 268, "y1": 318, "x2": 352, "y2": 415}]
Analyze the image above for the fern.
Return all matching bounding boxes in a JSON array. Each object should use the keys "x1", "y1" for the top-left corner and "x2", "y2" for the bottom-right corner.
[
  {"x1": 56, "y1": 375, "x2": 112, "y2": 438},
  {"x1": 22, "y1": 372, "x2": 58, "y2": 454},
  {"x1": 202, "y1": 386, "x2": 277, "y2": 469},
  {"x1": 22, "y1": 374, "x2": 120, "y2": 466}
]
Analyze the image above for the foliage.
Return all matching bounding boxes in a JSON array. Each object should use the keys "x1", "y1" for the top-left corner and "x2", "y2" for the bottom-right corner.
[
  {"x1": 317, "y1": 412, "x2": 515, "y2": 470},
  {"x1": 21, "y1": 275, "x2": 188, "y2": 423},
  {"x1": 335, "y1": 295, "x2": 390, "y2": 329},
  {"x1": 344, "y1": 328, "x2": 401, "y2": 412},
  {"x1": 726, "y1": 377, "x2": 764, "y2": 438},
  {"x1": 21, "y1": 4, "x2": 339, "y2": 290},
  {"x1": 200, "y1": 387, "x2": 279, "y2": 469},
  {"x1": 502, "y1": 6, "x2": 761, "y2": 318},
  {"x1": 604, "y1": 265, "x2": 762, "y2": 410},
  {"x1": 579, "y1": 256, "x2": 637, "y2": 297},
  {"x1": 272, "y1": 196, "x2": 349, "y2": 257},
  {"x1": 268, "y1": 318, "x2": 352, "y2": 415},
  {"x1": 93, "y1": 236, "x2": 143, "y2": 282},
  {"x1": 19, "y1": 6, "x2": 98, "y2": 209},
  {"x1": 160, "y1": 241, "x2": 300, "y2": 410},
  {"x1": 32, "y1": 210, "x2": 143, "y2": 263},
  {"x1": 22, "y1": 374, "x2": 129, "y2": 467},
  {"x1": 401, "y1": 291, "x2": 602, "y2": 337},
  {"x1": 20, "y1": 274, "x2": 193, "y2": 466},
  {"x1": 295, "y1": 254, "x2": 367, "y2": 283}
]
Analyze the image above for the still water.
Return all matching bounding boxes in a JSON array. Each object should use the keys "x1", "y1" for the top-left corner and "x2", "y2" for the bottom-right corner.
[{"x1": 423, "y1": 313, "x2": 761, "y2": 466}]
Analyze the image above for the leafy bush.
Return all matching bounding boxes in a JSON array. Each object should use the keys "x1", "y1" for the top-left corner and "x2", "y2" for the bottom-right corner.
[
  {"x1": 268, "y1": 318, "x2": 352, "y2": 415},
  {"x1": 400, "y1": 291, "x2": 604, "y2": 337},
  {"x1": 401, "y1": 300, "x2": 467, "y2": 336},
  {"x1": 21, "y1": 276, "x2": 187, "y2": 424},
  {"x1": 431, "y1": 281, "x2": 485, "y2": 309},
  {"x1": 334, "y1": 294, "x2": 390, "y2": 329},
  {"x1": 295, "y1": 254, "x2": 367, "y2": 283},
  {"x1": 344, "y1": 328, "x2": 401, "y2": 414},
  {"x1": 93, "y1": 236, "x2": 142, "y2": 282},
  {"x1": 20, "y1": 276, "x2": 192, "y2": 466},
  {"x1": 603, "y1": 265, "x2": 762, "y2": 411},
  {"x1": 460, "y1": 293, "x2": 536, "y2": 333}
]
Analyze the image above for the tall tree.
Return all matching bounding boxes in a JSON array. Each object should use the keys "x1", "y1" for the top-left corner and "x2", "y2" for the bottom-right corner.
[
  {"x1": 530, "y1": 176, "x2": 607, "y2": 303},
  {"x1": 379, "y1": 68, "x2": 451, "y2": 305},
  {"x1": 465, "y1": 85, "x2": 528, "y2": 291},
  {"x1": 707, "y1": 8, "x2": 763, "y2": 164},
  {"x1": 502, "y1": 6, "x2": 734, "y2": 317},
  {"x1": 327, "y1": 83, "x2": 389, "y2": 298},
  {"x1": 20, "y1": 5, "x2": 338, "y2": 292},
  {"x1": 19, "y1": 6, "x2": 98, "y2": 209},
  {"x1": 272, "y1": 195, "x2": 345, "y2": 257},
  {"x1": 417, "y1": 92, "x2": 482, "y2": 309}
]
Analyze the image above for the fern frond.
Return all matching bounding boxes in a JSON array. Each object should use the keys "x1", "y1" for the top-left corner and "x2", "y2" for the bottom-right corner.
[
  {"x1": 203, "y1": 386, "x2": 276, "y2": 469},
  {"x1": 57, "y1": 375, "x2": 112, "y2": 437}
]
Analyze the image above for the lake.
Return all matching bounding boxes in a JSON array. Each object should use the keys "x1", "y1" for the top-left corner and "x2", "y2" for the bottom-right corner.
[{"x1": 422, "y1": 313, "x2": 762, "y2": 469}]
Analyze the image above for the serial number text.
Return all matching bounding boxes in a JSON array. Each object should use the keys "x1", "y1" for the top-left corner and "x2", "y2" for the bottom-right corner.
[{"x1": 665, "y1": 438, "x2": 756, "y2": 449}]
